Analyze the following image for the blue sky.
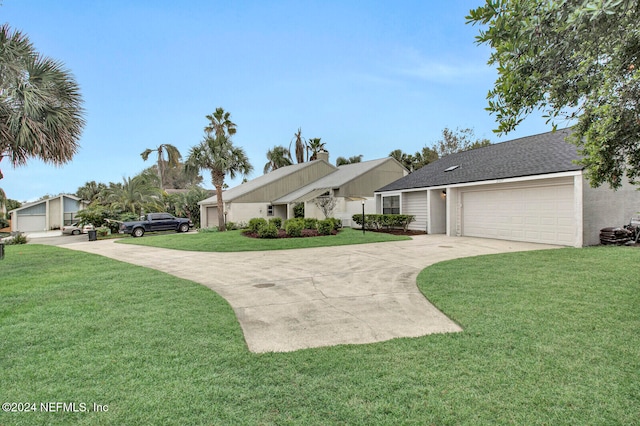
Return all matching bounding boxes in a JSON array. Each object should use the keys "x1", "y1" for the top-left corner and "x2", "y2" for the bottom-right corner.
[{"x1": 2, "y1": 0, "x2": 551, "y2": 202}]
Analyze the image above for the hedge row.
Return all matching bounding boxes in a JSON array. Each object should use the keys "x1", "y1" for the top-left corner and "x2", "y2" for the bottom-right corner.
[
  {"x1": 351, "y1": 214, "x2": 415, "y2": 231},
  {"x1": 243, "y1": 217, "x2": 341, "y2": 238}
]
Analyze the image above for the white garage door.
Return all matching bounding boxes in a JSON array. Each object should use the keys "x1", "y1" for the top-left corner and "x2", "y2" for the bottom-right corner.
[
  {"x1": 206, "y1": 206, "x2": 218, "y2": 228},
  {"x1": 462, "y1": 184, "x2": 576, "y2": 245},
  {"x1": 17, "y1": 215, "x2": 46, "y2": 232}
]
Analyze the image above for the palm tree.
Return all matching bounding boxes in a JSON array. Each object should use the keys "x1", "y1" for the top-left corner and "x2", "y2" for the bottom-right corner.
[
  {"x1": 186, "y1": 134, "x2": 253, "y2": 231},
  {"x1": 205, "y1": 107, "x2": 237, "y2": 138},
  {"x1": 389, "y1": 149, "x2": 418, "y2": 172},
  {"x1": 336, "y1": 155, "x2": 363, "y2": 166},
  {"x1": 289, "y1": 128, "x2": 307, "y2": 163},
  {"x1": 264, "y1": 145, "x2": 293, "y2": 174},
  {"x1": 140, "y1": 144, "x2": 182, "y2": 190},
  {"x1": 307, "y1": 138, "x2": 326, "y2": 161},
  {"x1": 105, "y1": 176, "x2": 163, "y2": 215},
  {"x1": 76, "y1": 181, "x2": 107, "y2": 203},
  {"x1": 0, "y1": 24, "x2": 85, "y2": 182}
]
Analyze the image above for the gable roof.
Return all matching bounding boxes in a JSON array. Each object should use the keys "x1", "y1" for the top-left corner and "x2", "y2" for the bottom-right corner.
[
  {"x1": 377, "y1": 128, "x2": 582, "y2": 192},
  {"x1": 274, "y1": 158, "x2": 399, "y2": 204},
  {"x1": 198, "y1": 159, "x2": 337, "y2": 204},
  {"x1": 9, "y1": 194, "x2": 83, "y2": 214}
]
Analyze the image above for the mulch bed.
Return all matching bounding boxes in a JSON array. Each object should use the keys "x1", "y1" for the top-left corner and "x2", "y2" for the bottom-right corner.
[
  {"x1": 242, "y1": 228, "x2": 425, "y2": 239},
  {"x1": 242, "y1": 229, "x2": 338, "y2": 239},
  {"x1": 368, "y1": 228, "x2": 427, "y2": 236}
]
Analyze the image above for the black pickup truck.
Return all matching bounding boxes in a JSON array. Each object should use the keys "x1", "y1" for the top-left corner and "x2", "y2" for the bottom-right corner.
[{"x1": 119, "y1": 213, "x2": 192, "y2": 237}]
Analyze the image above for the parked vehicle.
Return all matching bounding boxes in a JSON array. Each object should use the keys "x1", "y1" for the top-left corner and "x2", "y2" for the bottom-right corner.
[
  {"x1": 119, "y1": 213, "x2": 192, "y2": 237},
  {"x1": 62, "y1": 223, "x2": 95, "y2": 235}
]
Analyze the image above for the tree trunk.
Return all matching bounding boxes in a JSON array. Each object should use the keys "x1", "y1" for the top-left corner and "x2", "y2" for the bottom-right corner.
[
  {"x1": 215, "y1": 184, "x2": 225, "y2": 231},
  {"x1": 212, "y1": 169, "x2": 226, "y2": 231}
]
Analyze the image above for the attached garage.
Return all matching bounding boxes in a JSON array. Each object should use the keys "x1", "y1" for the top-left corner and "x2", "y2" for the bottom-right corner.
[
  {"x1": 376, "y1": 129, "x2": 640, "y2": 247},
  {"x1": 9, "y1": 194, "x2": 87, "y2": 233},
  {"x1": 460, "y1": 181, "x2": 576, "y2": 245}
]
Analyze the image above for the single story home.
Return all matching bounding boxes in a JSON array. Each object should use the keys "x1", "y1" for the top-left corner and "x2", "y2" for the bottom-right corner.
[
  {"x1": 375, "y1": 129, "x2": 640, "y2": 247},
  {"x1": 199, "y1": 151, "x2": 408, "y2": 228},
  {"x1": 9, "y1": 194, "x2": 88, "y2": 233}
]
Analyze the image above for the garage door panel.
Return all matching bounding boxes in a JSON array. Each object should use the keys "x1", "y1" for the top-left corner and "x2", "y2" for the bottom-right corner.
[{"x1": 462, "y1": 184, "x2": 576, "y2": 245}]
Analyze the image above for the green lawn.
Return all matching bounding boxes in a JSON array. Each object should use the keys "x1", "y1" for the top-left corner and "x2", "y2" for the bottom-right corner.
[
  {"x1": 1, "y1": 244, "x2": 638, "y2": 425},
  {"x1": 115, "y1": 227, "x2": 411, "y2": 251}
]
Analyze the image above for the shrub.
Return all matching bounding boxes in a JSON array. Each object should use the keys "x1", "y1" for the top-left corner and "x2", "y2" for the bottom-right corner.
[
  {"x1": 351, "y1": 214, "x2": 415, "y2": 231},
  {"x1": 303, "y1": 218, "x2": 318, "y2": 230},
  {"x1": 5, "y1": 232, "x2": 27, "y2": 245},
  {"x1": 285, "y1": 218, "x2": 304, "y2": 237},
  {"x1": 0, "y1": 218, "x2": 9, "y2": 229},
  {"x1": 317, "y1": 219, "x2": 333, "y2": 236},
  {"x1": 269, "y1": 217, "x2": 282, "y2": 229},
  {"x1": 258, "y1": 223, "x2": 279, "y2": 238},
  {"x1": 293, "y1": 203, "x2": 304, "y2": 218},
  {"x1": 326, "y1": 217, "x2": 342, "y2": 231},
  {"x1": 96, "y1": 227, "x2": 110, "y2": 237},
  {"x1": 198, "y1": 227, "x2": 219, "y2": 233},
  {"x1": 248, "y1": 218, "x2": 268, "y2": 233}
]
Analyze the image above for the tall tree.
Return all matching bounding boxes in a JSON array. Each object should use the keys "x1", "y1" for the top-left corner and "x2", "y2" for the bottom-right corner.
[
  {"x1": 105, "y1": 175, "x2": 163, "y2": 215},
  {"x1": 467, "y1": 1, "x2": 640, "y2": 188},
  {"x1": 205, "y1": 107, "x2": 237, "y2": 138},
  {"x1": 290, "y1": 128, "x2": 307, "y2": 163},
  {"x1": 264, "y1": 145, "x2": 293, "y2": 174},
  {"x1": 389, "y1": 149, "x2": 419, "y2": 172},
  {"x1": 187, "y1": 109, "x2": 252, "y2": 231},
  {"x1": 140, "y1": 144, "x2": 182, "y2": 190},
  {"x1": 336, "y1": 155, "x2": 363, "y2": 166},
  {"x1": 307, "y1": 138, "x2": 326, "y2": 161},
  {"x1": 76, "y1": 181, "x2": 107, "y2": 203},
  {"x1": 0, "y1": 24, "x2": 84, "y2": 182},
  {"x1": 433, "y1": 127, "x2": 490, "y2": 158}
]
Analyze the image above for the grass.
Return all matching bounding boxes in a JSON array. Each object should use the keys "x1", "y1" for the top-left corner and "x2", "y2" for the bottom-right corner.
[
  {"x1": 115, "y1": 227, "x2": 411, "y2": 251},
  {"x1": 1, "y1": 244, "x2": 638, "y2": 424}
]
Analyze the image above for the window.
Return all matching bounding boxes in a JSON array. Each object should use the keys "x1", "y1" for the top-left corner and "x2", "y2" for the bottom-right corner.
[
  {"x1": 382, "y1": 195, "x2": 400, "y2": 214},
  {"x1": 267, "y1": 205, "x2": 274, "y2": 216}
]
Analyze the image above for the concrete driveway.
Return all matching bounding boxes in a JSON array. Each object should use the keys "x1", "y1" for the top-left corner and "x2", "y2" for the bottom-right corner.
[{"x1": 62, "y1": 235, "x2": 559, "y2": 353}]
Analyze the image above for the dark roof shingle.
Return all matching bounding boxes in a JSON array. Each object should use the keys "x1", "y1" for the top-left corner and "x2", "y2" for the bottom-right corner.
[{"x1": 377, "y1": 129, "x2": 582, "y2": 192}]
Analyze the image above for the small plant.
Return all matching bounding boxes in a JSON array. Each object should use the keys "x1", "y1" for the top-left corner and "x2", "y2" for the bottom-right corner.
[
  {"x1": 198, "y1": 227, "x2": 219, "y2": 233},
  {"x1": 269, "y1": 217, "x2": 282, "y2": 229},
  {"x1": 317, "y1": 219, "x2": 333, "y2": 235},
  {"x1": 303, "y1": 218, "x2": 318, "y2": 230},
  {"x1": 285, "y1": 218, "x2": 304, "y2": 237},
  {"x1": 248, "y1": 218, "x2": 268, "y2": 233},
  {"x1": 314, "y1": 195, "x2": 337, "y2": 218},
  {"x1": 258, "y1": 223, "x2": 279, "y2": 238},
  {"x1": 6, "y1": 232, "x2": 27, "y2": 245},
  {"x1": 326, "y1": 217, "x2": 342, "y2": 231},
  {"x1": 293, "y1": 202, "x2": 304, "y2": 218},
  {"x1": 96, "y1": 227, "x2": 111, "y2": 237}
]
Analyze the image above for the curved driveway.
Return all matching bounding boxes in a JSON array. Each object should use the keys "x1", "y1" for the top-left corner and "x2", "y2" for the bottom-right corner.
[{"x1": 64, "y1": 235, "x2": 559, "y2": 353}]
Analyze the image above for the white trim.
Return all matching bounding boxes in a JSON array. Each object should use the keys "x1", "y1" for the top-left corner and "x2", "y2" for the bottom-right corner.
[
  {"x1": 573, "y1": 175, "x2": 584, "y2": 247},
  {"x1": 375, "y1": 170, "x2": 583, "y2": 195}
]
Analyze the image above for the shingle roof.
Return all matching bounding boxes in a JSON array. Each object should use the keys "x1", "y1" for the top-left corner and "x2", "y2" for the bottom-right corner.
[
  {"x1": 376, "y1": 128, "x2": 582, "y2": 192},
  {"x1": 274, "y1": 158, "x2": 395, "y2": 204}
]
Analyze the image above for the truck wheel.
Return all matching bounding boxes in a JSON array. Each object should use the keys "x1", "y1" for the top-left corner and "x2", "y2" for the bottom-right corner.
[
  {"x1": 132, "y1": 227, "x2": 145, "y2": 237},
  {"x1": 179, "y1": 223, "x2": 190, "y2": 233}
]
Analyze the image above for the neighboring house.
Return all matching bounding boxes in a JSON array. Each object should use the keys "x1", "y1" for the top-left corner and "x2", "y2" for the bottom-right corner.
[
  {"x1": 198, "y1": 151, "x2": 408, "y2": 228},
  {"x1": 375, "y1": 129, "x2": 640, "y2": 247},
  {"x1": 9, "y1": 194, "x2": 88, "y2": 233}
]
